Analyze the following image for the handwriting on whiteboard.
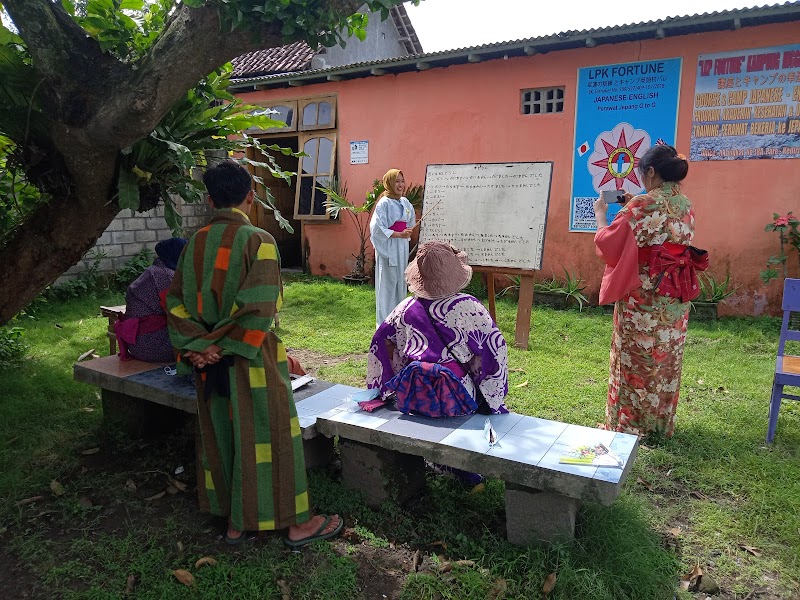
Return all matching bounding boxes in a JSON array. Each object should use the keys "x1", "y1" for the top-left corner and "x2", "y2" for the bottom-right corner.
[{"x1": 419, "y1": 163, "x2": 553, "y2": 271}]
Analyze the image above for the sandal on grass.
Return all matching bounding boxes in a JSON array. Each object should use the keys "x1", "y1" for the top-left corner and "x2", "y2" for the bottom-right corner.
[
  {"x1": 224, "y1": 529, "x2": 249, "y2": 546},
  {"x1": 283, "y1": 515, "x2": 344, "y2": 549}
]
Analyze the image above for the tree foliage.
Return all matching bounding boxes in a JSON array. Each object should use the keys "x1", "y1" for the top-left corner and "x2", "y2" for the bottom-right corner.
[{"x1": 0, "y1": 0, "x2": 419, "y2": 323}]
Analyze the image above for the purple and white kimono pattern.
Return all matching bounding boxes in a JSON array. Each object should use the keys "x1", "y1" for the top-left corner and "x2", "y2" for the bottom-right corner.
[{"x1": 367, "y1": 293, "x2": 509, "y2": 414}]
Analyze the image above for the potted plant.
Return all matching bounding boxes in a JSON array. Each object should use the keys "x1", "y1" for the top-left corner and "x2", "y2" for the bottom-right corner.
[
  {"x1": 319, "y1": 178, "x2": 424, "y2": 284},
  {"x1": 319, "y1": 178, "x2": 374, "y2": 284},
  {"x1": 691, "y1": 271, "x2": 738, "y2": 321}
]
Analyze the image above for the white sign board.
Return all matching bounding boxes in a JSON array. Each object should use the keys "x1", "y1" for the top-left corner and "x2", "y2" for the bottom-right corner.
[
  {"x1": 350, "y1": 140, "x2": 369, "y2": 164},
  {"x1": 418, "y1": 162, "x2": 553, "y2": 270}
]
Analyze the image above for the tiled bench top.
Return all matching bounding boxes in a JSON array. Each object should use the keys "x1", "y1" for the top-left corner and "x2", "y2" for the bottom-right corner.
[{"x1": 308, "y1": 402, "x2": 639, "y2": 506}]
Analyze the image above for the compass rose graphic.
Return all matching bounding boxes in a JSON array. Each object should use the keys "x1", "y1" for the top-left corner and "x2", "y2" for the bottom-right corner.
[{"x1": 587, "y1": 122, "x2": 651, "y2": 193}]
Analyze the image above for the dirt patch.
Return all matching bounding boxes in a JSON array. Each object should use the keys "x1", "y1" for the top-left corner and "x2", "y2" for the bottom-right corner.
[
  {"x1": 334, "y1": 532, "x2": 416, "y2": 600},
  {"x1": 287, "y1": 348, "x2": 368, "y2": 376},
  {"x1": 0, "y1": 544, "x2": 38, "y2": 599}
]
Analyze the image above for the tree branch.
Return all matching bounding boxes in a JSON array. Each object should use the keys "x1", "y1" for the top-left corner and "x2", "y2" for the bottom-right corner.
[
  {"x1": 3, "y1": 0, "x2": 117, "y2": 127},
  {"x1": 86, "y1": 0, "x2": 367, "y2": 149}
]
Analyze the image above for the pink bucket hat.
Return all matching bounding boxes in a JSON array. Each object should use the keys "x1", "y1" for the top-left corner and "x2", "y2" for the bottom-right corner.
[{"x1": 405, "y1": 241, "x2": 473, "y2": 299}]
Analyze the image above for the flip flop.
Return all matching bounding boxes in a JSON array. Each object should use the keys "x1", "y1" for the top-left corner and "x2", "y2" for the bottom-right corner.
[
  {"x1": 283, "y1": 515, "x2": 344, "y2": 549},
  {"x1": 224, "y1": 529, "x2": 249, "y2": 546}
]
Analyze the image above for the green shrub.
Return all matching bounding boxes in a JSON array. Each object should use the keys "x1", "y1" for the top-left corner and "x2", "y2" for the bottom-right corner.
[
  {"x1": 114, "y1": 248, "x2": 153, "y2": 289},
  {"x1": 0, "y1": 326, "x2": 25, "y2": 368}
]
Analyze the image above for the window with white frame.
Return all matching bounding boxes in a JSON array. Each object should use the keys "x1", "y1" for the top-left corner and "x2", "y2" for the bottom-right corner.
[{"x1": 521, "y1": 87, "x2": 564, "y2": 114}]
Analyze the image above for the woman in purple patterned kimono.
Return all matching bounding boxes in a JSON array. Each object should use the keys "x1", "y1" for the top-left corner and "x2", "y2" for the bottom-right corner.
[{"x1": 367, "y1": 241, "x2": 509, "y2": 416}]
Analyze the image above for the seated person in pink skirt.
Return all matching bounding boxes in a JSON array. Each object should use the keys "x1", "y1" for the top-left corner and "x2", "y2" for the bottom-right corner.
[
  {"x1": 115, "y1": 237, "x2": 187, "y2": 362},
  {"x1": 366, "y1": 240, "x2": 509, "y2": 417}
]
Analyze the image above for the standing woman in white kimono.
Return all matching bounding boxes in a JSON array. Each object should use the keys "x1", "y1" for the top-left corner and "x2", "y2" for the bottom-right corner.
[{"x1": 370, "y1": 169, "x2": 416, "y2": 326}]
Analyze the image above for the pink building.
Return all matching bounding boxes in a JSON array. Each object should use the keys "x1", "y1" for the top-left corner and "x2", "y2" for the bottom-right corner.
[{"x1": 232, "y1": 4, "x2": 800, "y2": 315}]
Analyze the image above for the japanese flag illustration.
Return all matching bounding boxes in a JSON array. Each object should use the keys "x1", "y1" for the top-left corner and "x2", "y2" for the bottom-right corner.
[{"x1": 577, "y1": 141, "x2": 590, "y2": 156}]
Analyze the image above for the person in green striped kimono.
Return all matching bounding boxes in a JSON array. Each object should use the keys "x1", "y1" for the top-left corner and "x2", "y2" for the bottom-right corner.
[{"x1": 166, "y1": 161, "x2": 343, "y2": 547}]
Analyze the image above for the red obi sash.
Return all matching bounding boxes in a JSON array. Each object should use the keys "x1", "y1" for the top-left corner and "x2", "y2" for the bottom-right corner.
[
  {"x1": 639, "y1": 242, "x2": 709, "y2": 302},
  {"x1": 389, "y1": 221, "x2": 407, "y2": 232},
  {"x1": 114, "y1": 313, "x2": 168, "y2": 361}
]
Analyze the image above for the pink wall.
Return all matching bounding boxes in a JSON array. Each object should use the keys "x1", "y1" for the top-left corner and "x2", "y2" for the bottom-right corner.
[{"x1": 239, "y1": 21, "x2": 800, "y2": 315}]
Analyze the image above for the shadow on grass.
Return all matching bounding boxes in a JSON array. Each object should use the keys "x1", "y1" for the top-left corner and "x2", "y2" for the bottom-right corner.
[{"x1": 309, "y1": 468, "x2": 678, "y2": 600}]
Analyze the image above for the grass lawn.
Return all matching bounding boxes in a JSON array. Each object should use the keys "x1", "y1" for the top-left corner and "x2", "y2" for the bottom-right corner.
[{"x1": 0, "y1": 274, "x2": 798, "y2": 599}]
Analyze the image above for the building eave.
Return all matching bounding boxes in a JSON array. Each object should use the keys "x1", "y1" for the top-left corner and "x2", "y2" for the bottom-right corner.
[{"x1": 230, "y1": 2, "x2": 800, "y2": 91}]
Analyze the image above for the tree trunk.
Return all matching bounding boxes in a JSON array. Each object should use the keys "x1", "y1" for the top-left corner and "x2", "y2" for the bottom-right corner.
[{"x1": 0, "y1": 151, "x2": 120, "y2": 323}]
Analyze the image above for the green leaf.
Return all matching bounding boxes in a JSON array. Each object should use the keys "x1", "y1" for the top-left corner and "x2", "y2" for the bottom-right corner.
[
  {"x1": 117, "y1": 167, "x2": 140, "y2": 211},
  {"x1": 119, "y1": 0, "x2": 144, "y2": 9}
]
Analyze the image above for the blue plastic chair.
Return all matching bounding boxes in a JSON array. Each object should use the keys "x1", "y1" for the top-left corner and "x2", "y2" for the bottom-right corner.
[{"x1": 767, "y1": 278, "x2": 800, "y2": 443}]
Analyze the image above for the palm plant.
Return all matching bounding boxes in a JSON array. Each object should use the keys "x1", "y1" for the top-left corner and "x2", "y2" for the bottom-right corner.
[{"x1": 319, "y1": 178, "x2": 374, "y2": 280}]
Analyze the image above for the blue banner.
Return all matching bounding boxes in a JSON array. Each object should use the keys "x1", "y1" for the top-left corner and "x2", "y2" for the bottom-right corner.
[
  {"x1": 570, "y1": 58, "x2": 682, "y2": 232},
  {"x1": 690, "y1": 44, "x2": 800, "y2": 161}
]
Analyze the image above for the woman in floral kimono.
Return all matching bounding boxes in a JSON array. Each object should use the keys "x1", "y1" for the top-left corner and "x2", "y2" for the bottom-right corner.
[
  {"x1": 367, "y1": 240, "x2": 509, "y2": 417},
  {"x1": 593, "y1": 144, "x2": 707, "y2": 438}
]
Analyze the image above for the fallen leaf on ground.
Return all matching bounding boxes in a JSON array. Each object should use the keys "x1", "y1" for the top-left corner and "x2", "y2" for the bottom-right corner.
[
  {"x1": 455, "y1": 559, "x2": 475, "y2": 568},
  {"x1": 636, "y1": 477, "x2": 655, "y2": 492},
  {"x1": 277, "y1": 579, "x2": 290, "y2": 600},
  {"x1": 438, "y1": 561, "x2": 452, "y2": 573},
  {"x1": 80, "y1": 407, "x2": 95, "y2": 413},
  {"x1": 176, "y1": 541, "x2": 184, "y2": 552},
  {"x1": 509, "y1": 368, "x2": 525, "y2": 373},
  {"x1": 668, "y1": 527, "x2": 682, "y2": 536},
  {"x1": 542, "y1": 572, "x2": 557, "y2": 595},
  {"x1": 124, "y1": 479, "x2": 137, "y2": 493},
  {"x1": 697, "y1": 378, "x2": 704, "y2": 385},
  {"x1": 168, "y1": 478, "x2": 188, "y2": 492},
  {"x1": 78, "y1": 497, "x2": 93, "y2": 508},
  {"x1": 411, "y1": 549, "x2": 421, "y2": 572},
  {"x1": 429, "y1": 540, "x2": 447, "y2": 550},
  {"x1": 195, "y1": 556, "x2": 218, "y2": 569},
  {"x1": 172, "y1": 569, "x2": 195, "y2": 587},
  {"x1": 81, "y1": 448, "x2": 100, "y2": 456},
  {"x1": 15, "y1": 496, "x2": 44, "y2": 506},
  {"x1": 165, "y1": 485, "x2": 179, "y2": 495},
  {"x1": 50, "y1": 480, "x2": 65, "y2": 497},
  {"x1": 488, "y1": 577, "x2": 507, "y2": 599},
  {"x1": 77, "y1": 349, "x2": 96, "y2": 362},
  {"x1": 124, "y1": 574, "x2": 137, "y2": 595},
  {"x1": 690, "y1": 490, "x2": 709, "y2": 500},
  {"x1": 739, "y1": 544, "x2": 762, "y2": 557},
  {"x1": 679, "y1": 564, "x2": 703, "y2": 591},
  {"x1": 469, "y1": 483, "x2": 485, "y2": 495},
  {"x1": 514, "y1": 380, "x2": 529, "y2": 388},
  {"x1": 145, "y1": 491, "x2": 165, "y2": 501}
]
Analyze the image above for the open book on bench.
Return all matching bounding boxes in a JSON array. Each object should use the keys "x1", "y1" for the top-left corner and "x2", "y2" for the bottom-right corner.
[{"x1": 559, "y1": 442, "x2": 623, "y2": 468}]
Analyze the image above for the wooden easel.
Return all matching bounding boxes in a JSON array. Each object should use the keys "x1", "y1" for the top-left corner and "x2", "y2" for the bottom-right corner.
[{"x1": 473, "y1": 266, "x2": 536, "y2": 350}]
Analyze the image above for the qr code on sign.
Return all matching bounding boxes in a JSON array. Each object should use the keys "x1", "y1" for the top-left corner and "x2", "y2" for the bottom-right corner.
[{"x1": 572, "y1": 197, "x2": 597, "y2": 230}]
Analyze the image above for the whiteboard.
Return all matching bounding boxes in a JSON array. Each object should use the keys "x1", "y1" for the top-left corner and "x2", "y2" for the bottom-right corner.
[{"x1": 418, "y1": 162, "x2": 553, "y2": 271}]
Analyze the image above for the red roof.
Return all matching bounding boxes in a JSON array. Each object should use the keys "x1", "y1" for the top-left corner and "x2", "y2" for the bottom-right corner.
[{"x1": 232, "y1": 41, "x2": 317, "y2": 78}]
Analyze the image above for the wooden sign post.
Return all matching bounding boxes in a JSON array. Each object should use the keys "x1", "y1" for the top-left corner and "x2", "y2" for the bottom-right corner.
[
  {"x1": 474, "y1": 266, "x2": 535, "y2": 350},
  {"x1": 418, "y1": 162, "x2": 552, "y2": 351}
]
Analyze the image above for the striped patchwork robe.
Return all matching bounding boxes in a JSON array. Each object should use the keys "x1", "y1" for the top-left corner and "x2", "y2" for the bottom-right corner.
[{"x1": 166, "y1": 208, "x2": 309, "y2": 531}]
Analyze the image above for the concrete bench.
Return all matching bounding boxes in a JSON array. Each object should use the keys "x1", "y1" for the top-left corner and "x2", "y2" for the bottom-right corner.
[
  {"x1": 74, "y1": 355, "x2": 638, "y2": 545},
  {"x1": 72, "y1": 355, "x2": 362, "y2": 468},
  {"x1": 304, "y1": 401, "x2": 639, "y2": 545}
]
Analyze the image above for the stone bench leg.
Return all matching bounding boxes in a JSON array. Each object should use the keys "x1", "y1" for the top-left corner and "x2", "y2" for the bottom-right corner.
[
  {"x1": 102, "y1": 390, "x2": 185, "y2": 437},
  {"x1": 505, "y1": 482, "x2": 581, "y2": 545},
  {"x1": 338, "y1": 439, "x2": 425, "y2": 507},
  {"x1": 303, "y1": 435, "x2": 335, "y2": 470}
]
